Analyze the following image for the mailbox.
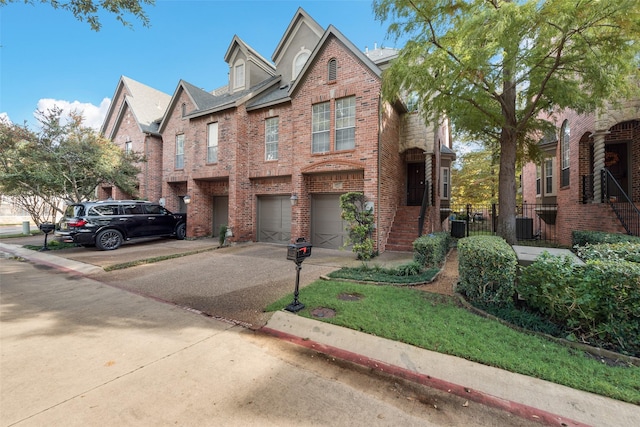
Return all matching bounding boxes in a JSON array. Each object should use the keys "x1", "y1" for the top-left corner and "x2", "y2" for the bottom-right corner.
[
  {"x1": 38, "y1": 222, "x2": 55, "y2": 251},
  {"x1": 287, "y1": 239, "x2": 312, "y2": 263},
  {"x1": 39, "y1": 223, "x2": 55, "y2": 234}
]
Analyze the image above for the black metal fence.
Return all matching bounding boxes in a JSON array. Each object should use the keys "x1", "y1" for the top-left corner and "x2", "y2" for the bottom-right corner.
[{"x1": 445, "y1": 203, "x2": 558, "y2": 245}]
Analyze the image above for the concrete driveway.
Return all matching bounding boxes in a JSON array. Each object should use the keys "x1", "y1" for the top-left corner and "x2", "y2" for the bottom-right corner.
[{"x1": 2, "y1": 235, "x2": 414, "y2": 328}]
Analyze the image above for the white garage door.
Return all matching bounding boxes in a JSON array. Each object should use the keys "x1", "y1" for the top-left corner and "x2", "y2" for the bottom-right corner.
[
  {"x1": 257, "y1": 196, "x2": 291, "y2": 244},
  {"x1": 311, "y1": 194, "x2": 348, "y2": 249}
]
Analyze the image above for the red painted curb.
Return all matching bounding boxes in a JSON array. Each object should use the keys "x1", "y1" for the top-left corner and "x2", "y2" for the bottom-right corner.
[{"x1": 261, "y1": 326, "x2": 591, "y2": 427}]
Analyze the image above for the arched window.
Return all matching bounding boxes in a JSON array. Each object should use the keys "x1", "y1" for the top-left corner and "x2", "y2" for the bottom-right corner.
[
  {"x1": 328, "y1": 58, "x2": 337, "y2": 81},
  {"x1": 560, "y1": 120, "x2": 570, "y2": 187},
  {"x1": 293, "y1": 49, "x2": 310, "y2": 80}
]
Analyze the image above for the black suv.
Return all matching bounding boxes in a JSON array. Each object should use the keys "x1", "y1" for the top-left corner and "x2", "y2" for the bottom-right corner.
[{"x1": 56, "y1": 200, "x2": 187, "y2": 250}]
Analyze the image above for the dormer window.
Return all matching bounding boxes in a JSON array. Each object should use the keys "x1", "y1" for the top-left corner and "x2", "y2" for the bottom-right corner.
[
  {"x1": 328, "y1": 58, "x2": 337, "y2": 82},
  {"x1": 293, "y1": 49, "x2": 310, "y2": 80},
  {"x1": 233, "y1": 60, "x2": 245, "y2": 90}
]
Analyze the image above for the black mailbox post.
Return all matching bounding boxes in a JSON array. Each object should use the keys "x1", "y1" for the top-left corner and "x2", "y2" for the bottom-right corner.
[
  {"x1": 285, "y1": 238, "x2": 312, "y2": 313},
  {"x1": 38, "y1": 223, "x2": 55, "y2": 251}
]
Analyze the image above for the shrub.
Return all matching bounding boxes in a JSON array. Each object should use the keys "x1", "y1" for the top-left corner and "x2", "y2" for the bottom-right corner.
[
  {"x1": 576, "y1": 242, "x2": 640, "y2": 264},
  {"x1": 340, "y1": 192, "x2": 376, "y2": 260},
  {"x1": 394, "y1": 261, "x2": 423, "y2": 276},
  {"x1": 456, "y1": 236, "x2": 517, "y2": 306},
  {"x1": 572, "y1": 230, "x2": 640, "y2": 247},
  {"x1": 519, "y1": 254, "x2": 640, "y2": 356},
  {"x1": 413, "y1": 232, "x2": 451, "y2": 268}
]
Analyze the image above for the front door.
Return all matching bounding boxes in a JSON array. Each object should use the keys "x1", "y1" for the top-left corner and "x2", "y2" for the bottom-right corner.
[
  {"x1": 407, "y1": 162, "x2": 426, "y2": 206},
  {"x1": 606, "y1": 142, "x2": 629, "y2": 195}
]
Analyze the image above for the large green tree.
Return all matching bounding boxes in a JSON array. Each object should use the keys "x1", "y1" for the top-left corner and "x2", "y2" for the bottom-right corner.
[
  {"x1": 451, "y1": 147, "x2": 498, "y2": 206},
  {"x1": 374, "y1": 0, "x2": 640, "y2": 244},
  {"x1": 0, "y1": 108, "x2": 143, "y2": 224},
  {"x1": 0, "y1": 0, "x2": 154, "y2": 30}
]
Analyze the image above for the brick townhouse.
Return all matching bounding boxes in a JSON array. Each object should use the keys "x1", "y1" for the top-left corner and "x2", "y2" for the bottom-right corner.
[
  {"x1": 100, "y1": 8, "x2": 454, "y2": 252},
  {"x1": 521, "y1": 98, "x2": 640, "y2": 246}
]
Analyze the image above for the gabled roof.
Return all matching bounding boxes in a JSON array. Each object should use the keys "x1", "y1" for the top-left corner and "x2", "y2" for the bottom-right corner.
[
  {"x1": 224, "y1": 35, "x2": 276, "y2": 76},
  {"x1": 188, "y1": 76, "x2": 281, "y2": 118},
  {"x1": 101, "y1": 76, "x2": 170, "y2": 137},
  {"x1": 288, "y1": 25, "x2": 382, "y2": 96},
  {"x1": 249, "y1": 26, "x2": 386, "y2": 111},
  {"x1": 158, "y1": 80, "x2": 217, "y2": 133},
  {"x1": 271, "y1": 7, "x2": 324, "y2": 64}
]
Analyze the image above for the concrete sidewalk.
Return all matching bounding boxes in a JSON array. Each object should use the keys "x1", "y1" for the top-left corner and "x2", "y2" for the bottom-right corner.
[
  {"x1": 264, "y1": 311, "x2": 640, "y2": 427},
  {"x1": 2, "y1": 239, "x2": 639, "y2": 426}
]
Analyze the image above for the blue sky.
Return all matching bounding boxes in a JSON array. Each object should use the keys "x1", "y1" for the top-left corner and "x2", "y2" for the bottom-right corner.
[{"x1": 1, "y1": 0, "x2": 398, "y2": 129}]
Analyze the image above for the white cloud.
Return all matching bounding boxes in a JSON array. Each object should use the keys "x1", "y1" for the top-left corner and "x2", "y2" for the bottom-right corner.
[
  {"x1": 35, "y1": 98, "x2": 111, "y2": 130},
  {"x1": 0, "y1": 112, "x2": 10, "y2": 124}
]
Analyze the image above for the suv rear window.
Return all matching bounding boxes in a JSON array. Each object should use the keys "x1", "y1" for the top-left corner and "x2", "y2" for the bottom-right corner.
[
  {"x1": 64, "y1": 204, "x2": 85, "y2": 217},
  {"x1": 88, "y1": 205, "x2": 121, "y2": 216}
]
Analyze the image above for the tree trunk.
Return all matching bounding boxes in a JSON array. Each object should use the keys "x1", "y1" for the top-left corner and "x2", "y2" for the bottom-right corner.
[
  {"x1": 497, "y1": 132, "x2": 517, "y2": 245},
  {"x1": 497, "y1": 56, "x2": 518, "y2": 245}
]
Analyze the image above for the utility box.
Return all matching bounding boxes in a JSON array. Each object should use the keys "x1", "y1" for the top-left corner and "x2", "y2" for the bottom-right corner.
[
  {"x1": 287, "y1": 238, "x2": 312, "y2": 263},
  {"x1": 516, "y1": 217, "x2": 534, "y2": 240},
  {"x1": 451, "y1": 220, "x2": 466, "y2": 238}
]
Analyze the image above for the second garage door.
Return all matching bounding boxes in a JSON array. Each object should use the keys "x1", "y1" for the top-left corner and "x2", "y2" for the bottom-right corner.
[
  {"x1": 311, "y1": 194, "x2": 348, "y2": 249},
  {"x1": 257, "y1": 196, "x2": 291, "y2": 244}
]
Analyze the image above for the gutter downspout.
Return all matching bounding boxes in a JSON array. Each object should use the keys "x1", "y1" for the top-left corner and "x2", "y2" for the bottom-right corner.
[{"x1": 377, "y1": 93, "x2": 383, "y2": 253}]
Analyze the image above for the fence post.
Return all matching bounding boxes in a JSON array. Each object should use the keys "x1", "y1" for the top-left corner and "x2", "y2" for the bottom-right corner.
[{"x1": 491, "y1": 203, "x2": 497, "y2": 234}]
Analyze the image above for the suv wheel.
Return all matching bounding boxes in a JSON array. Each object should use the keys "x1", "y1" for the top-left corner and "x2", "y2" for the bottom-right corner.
[
  {"x1": 176, "y1": 223, "x2": 186, "y2": 240},
  {"x1": 96, "y1": 229, "x2": 123, "y2": 251}
]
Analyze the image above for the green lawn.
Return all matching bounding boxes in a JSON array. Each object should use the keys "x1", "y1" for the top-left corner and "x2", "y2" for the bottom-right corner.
[{"x1": 266, "y1": 280, "x2": 640, "y2": 404}]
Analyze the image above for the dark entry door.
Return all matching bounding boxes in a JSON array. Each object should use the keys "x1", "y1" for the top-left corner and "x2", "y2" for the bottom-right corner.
[
  {"x1": 407, "y1": 162, "x2": 426, "y2": 206},
  {"x1": 606, "y1": 142, "x2": 629, "y2": 195}
]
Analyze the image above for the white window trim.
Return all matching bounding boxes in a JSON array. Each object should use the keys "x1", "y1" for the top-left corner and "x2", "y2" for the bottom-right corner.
[
  {"x1": 312, "y1": 101, "x2": 330, "y2": 153},
  {"x1": 440, "y1": 167, "x2": 450, "y2": 200},
  {"x1": 544, "y1": 157, "x2": 556, "y2": 196},
  {"x1": 335, "y1": 96, "x2": 356, "y2": 151},
  {"x1": 233, "y1": 60, "x2": 245, "y2": 91},
  {"x1": 175, "y1": 134, "x2": 184, "y2": 170},
  {"x1": 265, "y1": 117, "x2": 279, "y2": 161},
  {"x1": 560, "y1": 120, "x2": 570, "y2": 187},
  {"x1": 292, "y1": 49, "x2": 311, "y2": 81},
  {"x1": 536, "y1": 164, "x2": 542, "y2": 197},
  {"x1": 207, "y1": 122, "x2": 218, "y2": 163}
]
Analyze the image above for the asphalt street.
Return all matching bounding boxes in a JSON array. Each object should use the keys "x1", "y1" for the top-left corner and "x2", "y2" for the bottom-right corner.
[{"x1": 1, "y1": 251, "x2": 540, "y2": 427}]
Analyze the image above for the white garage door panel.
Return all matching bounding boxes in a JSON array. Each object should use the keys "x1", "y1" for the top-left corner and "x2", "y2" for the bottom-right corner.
[
  {"x1": 258, "y1": 196, "x2": 291, "y2": 244},
  {"x1": 312, "y1": 194, "x2": 348, "y2": 250}
]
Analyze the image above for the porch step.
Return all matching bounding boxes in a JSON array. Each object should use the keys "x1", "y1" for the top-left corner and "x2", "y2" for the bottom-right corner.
[{"x1": 386, "y1": 206, "x2": 422, "y2": 252}]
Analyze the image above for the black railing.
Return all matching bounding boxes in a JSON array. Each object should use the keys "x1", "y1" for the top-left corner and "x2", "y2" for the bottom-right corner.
[
  {"x1": 602, "y1": 169, "x2": 640, "y2": 236},
  {"x1": 447, "y1": 203, "x2": 558, "y2": 245},
  {"x1": 582, "y1": 174, "x2": 594, "y2": 204}
]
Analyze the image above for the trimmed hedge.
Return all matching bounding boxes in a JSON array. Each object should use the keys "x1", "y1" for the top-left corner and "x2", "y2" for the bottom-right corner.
[
  {"x1": 519, "y1": 253, "x2": 640, "y2": 356},
  {"x1": 572, "y1": 230, "x2": 640, "y2": 247},
  {"x1": 456, "y1": 236, "x2": 517, "y2": 306},
  {"x1": 413, "y1": 232, "x2": 451, "y2": 268},
  {"x1": 576, "y1": 242, "x2": 640, "y2": 264}
]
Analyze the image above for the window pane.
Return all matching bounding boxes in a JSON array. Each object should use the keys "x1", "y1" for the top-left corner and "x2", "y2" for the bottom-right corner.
[
  {"x1": 312, "y1": 102, "x2": 330, "y2": 153},
  {"x1": 208, "y1": 123, "x2": 218, "y2": 163},
  {"x1": 335, "y1": 96, "x2": 355, "y2": 150},
  {"x1": 176, "y1": 134, "x2": 184, "y2": 169},
  {"x1": 234, "y1": 62, "x2": 244, "y2": 89},
  {"x1": 265, "y1": 117, "x2": 279, "y2": 160}
]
